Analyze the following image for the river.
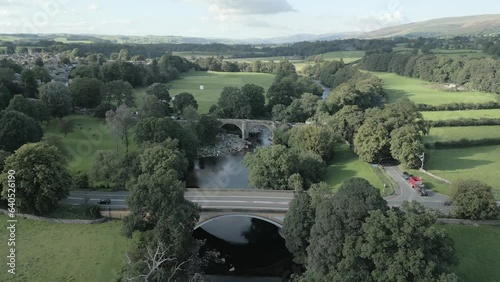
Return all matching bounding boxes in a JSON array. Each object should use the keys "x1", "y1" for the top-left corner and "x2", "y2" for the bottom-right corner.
[{"x1": 188, "y1": 129, "x2": 295, "y2": 281}]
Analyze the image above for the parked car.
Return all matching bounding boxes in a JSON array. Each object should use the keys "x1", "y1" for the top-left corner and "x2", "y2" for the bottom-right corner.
[
  {"x1": 402, "y1": 172, "x2": 410, "y2": 180},
  {"x1": 98, "y1": 198, "x2": 111, "y2": 205},
  {"x1": 418, "y1": 187, "x2": 428, "y2": 196}
]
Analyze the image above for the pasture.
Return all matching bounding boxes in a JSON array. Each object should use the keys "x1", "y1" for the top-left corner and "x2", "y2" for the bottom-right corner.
[
  {"x1": 322, "y1": 50, "x2": 365, "y2": 64},
  {"x1": 168, "y1": 71, "x2": 275, "y2": 113},
  {"x1": 423, "y1": 145, "x2": 500, "y2": 198},
  {"x1": 43, "y1": 115, "x2": 135, "y2": 172},
  {"x1": 372, "y1": 72, "x2": 497, "y2": 105},
  {"x1": 442, "y1": 224, "x2": 500, "y2": 281},
  {"x1": 431, "y1": 49, "x2": 491, "y2": 59},
  {"x1": 422, "y1": 109, "x2": 500, "y2": 120},
  {"x1": 325, "y1": 144, "x2": 384, "y2": 192},
  {"x1": 424, "y1": 126, "x2": 500, "y2": 143},
  {"x1": 0, "y1": 215, "x2": 133, "y2": 282}
]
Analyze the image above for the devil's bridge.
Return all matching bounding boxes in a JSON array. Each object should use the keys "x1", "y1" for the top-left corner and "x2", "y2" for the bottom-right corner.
[{"x1": 217, "y1": 119, "x2": 280, "y2": 139}]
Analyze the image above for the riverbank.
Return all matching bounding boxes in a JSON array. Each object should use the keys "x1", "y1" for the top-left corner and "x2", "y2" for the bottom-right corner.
[{"x1": 198, "y1": 134, "x2": 252, "y2": 158}]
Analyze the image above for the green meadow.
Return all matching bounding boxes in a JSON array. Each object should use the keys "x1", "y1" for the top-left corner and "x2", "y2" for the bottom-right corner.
[
  {"x1": 167, "y1": 71, "x2": 275, "y2": 113},
  {"x1": 422, "y1": 109, "x2": 500, "y2": 120},
  {"x1": 424, "y1": 126, "x2": 500, "y2": 143},
  {"x1": 372, "y1": 72, "x2": 497, "y2": 105}
]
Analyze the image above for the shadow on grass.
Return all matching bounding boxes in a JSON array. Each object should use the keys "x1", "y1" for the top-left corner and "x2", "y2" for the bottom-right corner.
[{"x1": 427, "y1": 146, "x2": 497, "y2": 171}]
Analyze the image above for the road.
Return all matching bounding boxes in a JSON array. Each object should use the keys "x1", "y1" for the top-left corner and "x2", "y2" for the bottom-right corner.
[
  {"x1": 63, "y1": 166, "x2": 451, "y2": 215},
  {"x1": 383, "y1": 165, "x2": 451, "y2": 213},
  {"x1": 62, "y1": 189, "x2": 295, "y2": 212}
]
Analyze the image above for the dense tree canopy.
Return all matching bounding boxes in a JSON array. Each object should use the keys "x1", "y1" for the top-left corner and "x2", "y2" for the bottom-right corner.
[
  {"x1": 0, "y1": 143, "x2": 71, "y2": 215},
  {"x1": 101, "y1": 80, "x2": 135, "y2": 107},
  {"x1": 340, "y1": 202, "x2": 458, "y2": 281},
  {"x1": 173, "y1": 92, "x2": 198, "y2": 115},
  {"x1": 390, "y1": 125, "x2": 425, "y2": 168},
  {"x1": 288, "y1": 124, "x2": 337, "y2": 161},
  {"x1": 451, "y1": 179, "x2": 498, "y2": 220},
  {"x1": 0, "y1": 110, "x2": 43, "y2": 152},
  {"x1": 70, "y1": 77, "x2": 103, "y2": 108},
  {"x1": 39, "y1": 81, "x2": 73, "y2": 119},
  {"x1": 305, "y1": 178, "x2": 387, "y2": 281}
]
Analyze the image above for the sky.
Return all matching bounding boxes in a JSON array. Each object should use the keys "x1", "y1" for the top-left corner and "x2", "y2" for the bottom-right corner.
[{"x1": 0, "y1": 0, "x2": 499, "y2": 39}]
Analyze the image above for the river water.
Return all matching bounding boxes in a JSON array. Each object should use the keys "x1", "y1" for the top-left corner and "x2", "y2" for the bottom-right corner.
[{"x1": 188, "y1": 129, "x2": 295, "y2": 281}]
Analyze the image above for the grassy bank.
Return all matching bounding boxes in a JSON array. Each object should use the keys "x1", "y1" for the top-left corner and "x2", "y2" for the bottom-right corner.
[
  {"x1": 0, "y1": 215, "x2": 132, "y2": 282},
  {"x1": 372, "y1": 72, "x2": 497, "y2": 105},
  {"x1": 325, "y1": 144, "x2": 384, "y2": 192},
  {"x1": 168, "y1": 71, "x2": 275, "y2": 113}
]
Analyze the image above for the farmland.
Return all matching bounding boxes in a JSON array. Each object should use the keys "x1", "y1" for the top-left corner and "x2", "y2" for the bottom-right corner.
[
  {"x1": 0, "y1": 215, "x2": 133, "y2": 282},
  {"x1": 372, "y1": 72, "x2": 497, "y2": 105},
  {"x1": 423, "y1": 145, "x2": 500, "y2": 198},
  {"x1": 322, "y1": 50, "x2": 365, "y2": 63},
  {"x1": 422, "y1": 109, "x2": 500, "y2": 120},
  {"x1": 424, "y1": 126, "x2": 500, "y2": 143},
  {"x1": 442, "y1": 224, "x2": 500, "y2": 281},
  {"x1": 168, "y1": 71, "x2": 275, "y2": 113}
]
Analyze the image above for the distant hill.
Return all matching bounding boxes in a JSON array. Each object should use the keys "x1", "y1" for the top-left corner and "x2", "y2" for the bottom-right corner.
[{"x1": 365, "y1": 14, "x2": 500, "y2": 38}]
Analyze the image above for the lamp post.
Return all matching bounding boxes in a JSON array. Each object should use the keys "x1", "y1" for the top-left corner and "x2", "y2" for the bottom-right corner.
[{"x1": 419, "y1": 152, "x2": 425, "y2": 170}]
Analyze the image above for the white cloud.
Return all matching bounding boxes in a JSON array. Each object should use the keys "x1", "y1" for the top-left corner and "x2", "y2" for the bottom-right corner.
[
  {"x1": 190, "y1": 0, "x2": 295, "y2": 16},
  {"x1": 88, "y1": 3, "x2": 98, "y2": 11},
  {"x1": 100, "y1": 19, "x2": 132, "y2": 25}
]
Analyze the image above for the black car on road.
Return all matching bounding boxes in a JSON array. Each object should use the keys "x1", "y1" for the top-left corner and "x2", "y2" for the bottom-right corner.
[
  {"x1": 402, "y1": 172, "x2": 410, "y2": 180},
  {"x1": 98, "y1": 198, "x2": 111, "y2": 205}
]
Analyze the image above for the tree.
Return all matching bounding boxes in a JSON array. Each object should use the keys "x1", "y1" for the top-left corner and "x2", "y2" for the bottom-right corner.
[
  {"x1": 33, "y1": 66, "x2": 51, "y2": 83},
  {"x1": 196, "y1": 115, "x2": 222, "y2": 146},
  {"x1": 340, "y1": 202, "x2": 458, "y2": 281},
  {"x1": 327, "y1": 105, "x2": 365, "y2": 146},
  {"x1": 106, "y1": 104, "x2": 136, "y2": 154},
  {"x1": 90, "y1": 150, "x2": 123, "y2": 187},
  {"x1": 0, "y1": 143, "x2": 72, "y2": 215},
  {"x1": 241, "y1": 83, "x2": 266, "y2": 118},
  {"x1": 0, "y1": 84, "x2": 12, "y2": 110},
  {"x1": 73, "y1": 171, "x2": 90, "y2": 190},
  {"x1": 0, "y1": 111, "x2": 43, "y2": 152},
  {"x1": 6, "y1": 94, "x2": 39, "y2": 120},
  {"x1": 135, "y1": 117, "x2": 199, "y2": 165},
  {"x1": 282, "y1": 174, "x2": 315, "y2": 265},
  {"x1": 34, "y1": 57, "x2": 44, "y2": 67},
  {"x1": 146, "y1": 83, "x2": 172, "y2": 115},
  {"x1": 70, "y1": 77, "x2": 102, "y2": 108},
  {"x1": 59, "y1": 118, "x2": 75, "y2": 137},
  {"x1": 140, "y1": 95, "x2": 166, "y2": 118},
  {"x1": 297, "y1": 150, "x2": 326, "y2": 188},
  {"x1": 39, "y1": 81, "x2": 73, "y2": 119},
  {"x1": 93, "y1": 102, "x2": 116, "y2": 118},
  {"x1": 243, "y1": 145, "x2": 299, "y2": 190},
  {"x1": 213, "y1": 86, "x2": 252, "y2": 119},
  {"x1": 267, "y1": 76, "x2": 302, "y2": 109},
  {"x1": 101, "y1": 80, "x2": 135, "y2": 107},
  {"x1": 140, "y1": 139, "x2": 188, "y2": 179},
  {"x1": 390, "y1": 124, "x2": 425, "y2": 168},
  {"x1": 353, "y1": 119, "x2": 389, "y2": 163},
  {"x1": 41, "y1": 133, "x2": 71, "y2": 161},
  {"x1": 173, "y1": 92, "x2": 198, "y2": 115},
  {"x1": 0, "y1": 150, "x2": 11, "y2": 172},
  {"x1": 451, "y1": 179, "x2": 498, "y2": 220},
  {"x1": 20, "y1": 69, "x2": 38, "y2": 98},
  {"x1": 288, "y1": 124, "x2": 337, "y2": 161},
  {"x1": 305, "y1": 178, "x2": 387, "y2": 280}
]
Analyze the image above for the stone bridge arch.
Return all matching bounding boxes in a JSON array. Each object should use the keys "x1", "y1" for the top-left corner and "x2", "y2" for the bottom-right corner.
[{"x1": 218, "y1": 119, "x2": 278, "y2": 140}]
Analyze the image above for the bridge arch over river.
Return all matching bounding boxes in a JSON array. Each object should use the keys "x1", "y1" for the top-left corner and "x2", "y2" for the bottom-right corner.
[{"x1": 218, "y1": 119, "x2": 279, "y2": 139}]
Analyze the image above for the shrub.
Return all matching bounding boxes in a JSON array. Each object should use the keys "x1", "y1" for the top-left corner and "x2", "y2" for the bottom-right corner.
[
  {"x1": 84, "y1": 205, "x2": 102, "y2": 219},
  {"x1": 417, "y1": 102, "x2": 500, "y2": 111},
  {"x1": 93, "y1": 102, "x2": 116, "y2": 118},
  {"x1": 425, "y1": 138, "x2": 500, "y2": 149},
  {"x1": 73, "y1": 171, "x2": 90, "y2": 190},
  {"x1": 431, "y1": 118, "x2": 500, "y2": 127}
]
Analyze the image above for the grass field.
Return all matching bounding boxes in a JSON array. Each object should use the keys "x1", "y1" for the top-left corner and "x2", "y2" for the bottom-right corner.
[
  {"x1": 422, "y1": 109, "x2": 500, "y2": 120},
  {"x1": 422, "y1": 145, "x2": 500, "y2": 198},
  {"x1": 0, "y1": 215, "x2": 133, "y2": 282},
  {"x1": 432, "y1": 49, "x2": 491, "y2": 59},
  {"x1": 43, "y1": 115, "x2": 135, "y2": 172},
  {"x1": 442, "y1": 224, "x2": 500, "y2": 281},
  {"x1": 168, "y1": 71, "x2": 275, "y2": 113},
  {"x1": 325, "y1": 144, "x2": 384, "y2": 192},
  {"x1": 424, "y1": 126, "x2": 500, "y2": 143},
  {"x1": 372, "y1": 72, "x2": 497, "y2": 106},
  {"x1": 322, "y1": 50, "x2": 365, "y2": 64}
]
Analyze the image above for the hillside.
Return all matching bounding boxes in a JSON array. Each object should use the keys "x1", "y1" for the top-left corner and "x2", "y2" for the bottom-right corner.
[{"x1": 366, "y1": 14, "x2": 500, "y2": 38}]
